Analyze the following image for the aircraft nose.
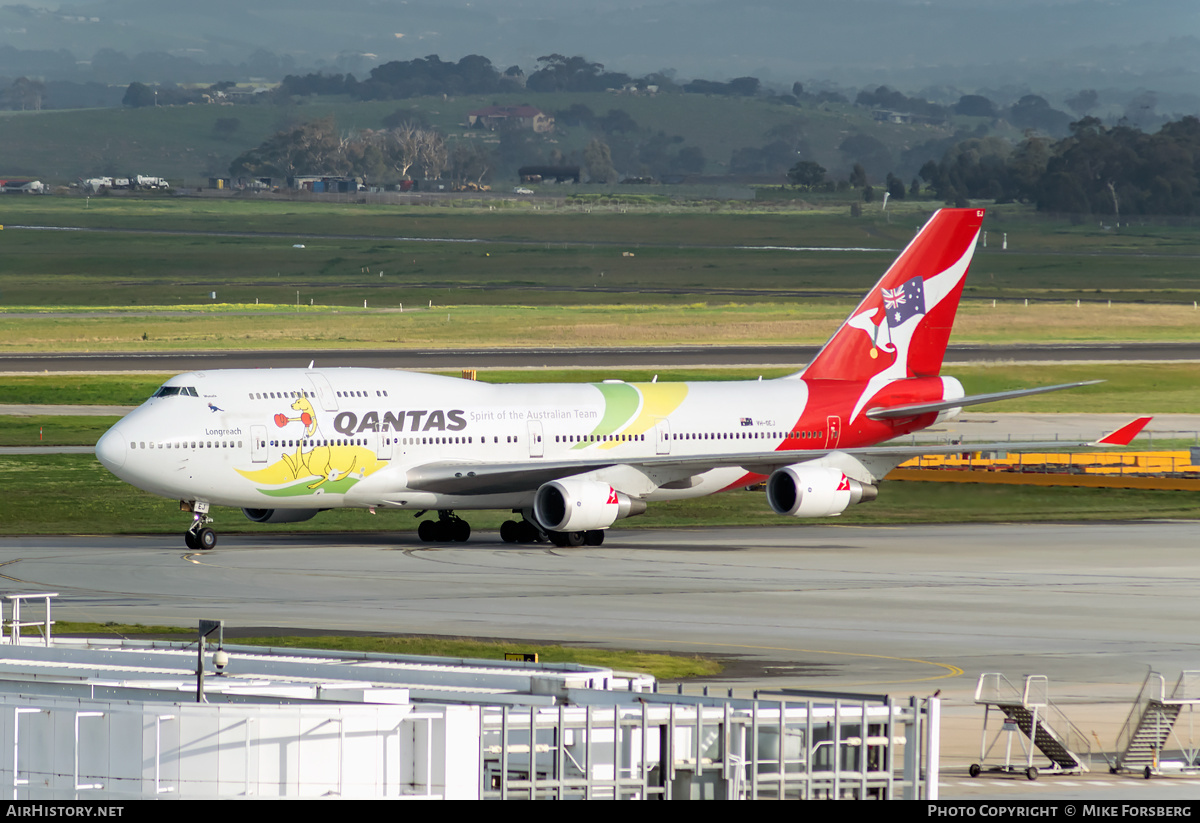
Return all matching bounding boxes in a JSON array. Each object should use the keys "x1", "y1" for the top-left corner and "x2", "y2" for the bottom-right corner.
[{"x1": 95, "y1": 427, "x2": 127, "y2": 472}]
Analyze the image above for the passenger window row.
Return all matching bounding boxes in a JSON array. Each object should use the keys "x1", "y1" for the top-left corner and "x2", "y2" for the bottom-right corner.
[
  {"x1": 671, "y1": 430, "x2": 824, "y2": 441},
  {"x1": 131, "y1": 440, "x2": 242, "y2": 450},
  {"x1": 247, "y1": 389, "x2": 391, "y2": 400}
]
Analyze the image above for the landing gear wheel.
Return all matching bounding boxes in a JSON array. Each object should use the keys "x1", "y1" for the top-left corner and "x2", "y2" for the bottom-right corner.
[
  {"x1": 584, "y1": 530, "x2": 605, "y2": 546},
  {"x1": 968, "y1": 764, "x2": 981, "y2": 778},
  {"x1": 418, "y1": 511, "x2": 472, "y2": 543},
  {"x1": 1025, "y1": 766, "x2": 1038, "y2": 781},
  {"x1": 197, "y1": 528, "x2": 217, "y2": 550},
  {"x1": 500, "y1": 520, "x2": 520, "y2": 543},
  {"x1": 516, "y1": 520, "x2": 542, "y2": 543},
  {"x1": 184, "y1": 530, "x2": 198, "y2": 550}
]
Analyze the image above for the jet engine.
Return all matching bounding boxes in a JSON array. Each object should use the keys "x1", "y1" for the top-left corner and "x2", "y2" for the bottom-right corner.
[
  {"x1": 534, "y1": 479, "x2": 647, "y2": 532},
  {"x1": 765, "y1": 466, "x2": 877, "y2": 518},
  {"x1": 242, "y1": 508, "x2": 321, "y2": 524}
]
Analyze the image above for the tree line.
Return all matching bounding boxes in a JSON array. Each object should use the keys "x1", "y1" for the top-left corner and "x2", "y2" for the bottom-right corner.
[
  {"x1": 919, "y1": 116, "x2": 1200, "y2": 216},
  {"x1": 277, "y1": 54, "x2": 760, "y2": 101},
  {"x1": 228, "y1": 117, "x2": 462, "y2": 183}
]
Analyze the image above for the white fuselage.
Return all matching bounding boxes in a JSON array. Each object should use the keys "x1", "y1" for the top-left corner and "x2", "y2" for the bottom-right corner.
[{"x1": 95, "y1": 367, "x2": 933, "y2": 513}]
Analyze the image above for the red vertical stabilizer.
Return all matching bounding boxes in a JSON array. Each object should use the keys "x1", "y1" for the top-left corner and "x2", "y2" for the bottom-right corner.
[{"x1": 802, "y1": 208, "x2": 985, "y2": 383}]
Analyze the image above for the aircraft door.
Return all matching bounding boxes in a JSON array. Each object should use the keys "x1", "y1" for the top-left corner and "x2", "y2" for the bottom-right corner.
[
  {"x1": 527, "y1": 420, "x2": 544, "y2": 458},
  {"x1": 305, "y1": 372, "x2": 339, "y2": 413},
  {"x1": 251, "y1": 425, "x2": 267, "y2": 463},
  {"x1": 377, "y1": 430, "x2": 393, "y2": 461},
  {"x1": 655, "y1": 418, "x2": 671, "y2": 455},
  {"x1": 825, "y1": 415, "x2": 842, "y2": 449}
]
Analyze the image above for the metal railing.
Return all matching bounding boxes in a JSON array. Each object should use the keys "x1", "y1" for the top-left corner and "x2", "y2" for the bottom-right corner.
[
  {"x1": 0, "y1": 593, "x2": 57, "y2": 646},
  {"x1": 975, "y1": 673, "x2": 1092, "y2": 772},
  {"x1": 481, "y1": 690, "x2": 940, "y2": 800}
]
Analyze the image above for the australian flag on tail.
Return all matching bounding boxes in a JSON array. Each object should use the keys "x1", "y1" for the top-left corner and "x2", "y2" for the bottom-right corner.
[{"x1": 881, "y1": 276, "x2": 926, "y2": 326}]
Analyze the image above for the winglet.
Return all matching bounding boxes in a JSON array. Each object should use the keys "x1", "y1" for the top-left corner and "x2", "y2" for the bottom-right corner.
[{"x1": 1094, "y1": 416, "x2": 1152, "y2": 446}]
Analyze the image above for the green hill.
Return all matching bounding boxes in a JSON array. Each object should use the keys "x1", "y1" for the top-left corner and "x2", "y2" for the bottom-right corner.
[{"x1": 0, "y1": 92, "x2": 988, "y2": 187}]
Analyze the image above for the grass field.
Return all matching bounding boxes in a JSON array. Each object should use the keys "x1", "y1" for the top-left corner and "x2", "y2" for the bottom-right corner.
[
  {"x1": 3, "y1": 300, "x2": 1200, "y2": 351},
  {"x1": 49, "y1": 623, "x2": 720, "y2": 680},
  {"x1": 7, "y1": 196, "x2": 1200, "y2": 250},
  {"x1": 2, "y1": 200, "x2": 1200, "y2": 312},
  {"x1": 0, "y1": 415, "x2": 120, "y2": 446}
]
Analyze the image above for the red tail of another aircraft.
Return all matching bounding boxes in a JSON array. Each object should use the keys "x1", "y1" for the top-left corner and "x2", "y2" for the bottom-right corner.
[{"x1": 802, "y1": 208, "x2": 985, "y2": 383}]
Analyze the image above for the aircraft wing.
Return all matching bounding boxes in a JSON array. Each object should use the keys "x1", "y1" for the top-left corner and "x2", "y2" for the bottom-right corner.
[{"x1": 403, "y1": 417, "x2": 1152, "y2": 496}]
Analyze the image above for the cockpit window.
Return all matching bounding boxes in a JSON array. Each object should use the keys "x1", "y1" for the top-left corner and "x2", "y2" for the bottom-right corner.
[{"x1": 152, "y1": 386, "x2": 198, "y2": 398}]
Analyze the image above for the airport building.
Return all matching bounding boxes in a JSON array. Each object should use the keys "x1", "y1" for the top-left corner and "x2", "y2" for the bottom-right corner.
[{"x1": 0, "y1": 595, "x2": 939, "y2": 799}]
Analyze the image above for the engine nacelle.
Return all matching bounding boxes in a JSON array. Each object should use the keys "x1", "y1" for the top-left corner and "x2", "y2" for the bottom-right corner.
[
  {"x1": 242, "y1": 508, "x2": 321, "y2": 524},
  {"x1": 534, "y1": 479, "x2": 647, "y2": 532},
  {"x1": 766, "y1": 466, "x2": 877, "y2": 518}
]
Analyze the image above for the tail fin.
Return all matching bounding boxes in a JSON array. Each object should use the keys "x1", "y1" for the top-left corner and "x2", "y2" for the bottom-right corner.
[{"x1": 801, "y1": 208, "x2": 985, "y2": 382}]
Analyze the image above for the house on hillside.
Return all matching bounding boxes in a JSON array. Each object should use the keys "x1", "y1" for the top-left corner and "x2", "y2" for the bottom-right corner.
[{"x1": 466, "y1": 105, "x2": 554, "y2": 133}]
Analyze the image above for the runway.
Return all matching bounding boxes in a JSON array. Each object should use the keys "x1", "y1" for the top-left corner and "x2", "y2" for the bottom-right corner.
[{"x1": 4, "y1": 341, "x2": 1200, "y2": 373}]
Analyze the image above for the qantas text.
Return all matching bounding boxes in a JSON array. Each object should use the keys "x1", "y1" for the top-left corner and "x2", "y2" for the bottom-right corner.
[{"x1": 333, "y1": 409, "x2": 466, "y2": 435}]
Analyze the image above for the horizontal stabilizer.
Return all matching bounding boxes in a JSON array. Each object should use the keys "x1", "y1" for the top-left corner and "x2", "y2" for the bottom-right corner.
[
  {"x1": 865, "y1": 380, "x2": 1104, "y2": 420},
  {"x1": 1093, "y1": 416, "x2": 1152, "y2": 446}
]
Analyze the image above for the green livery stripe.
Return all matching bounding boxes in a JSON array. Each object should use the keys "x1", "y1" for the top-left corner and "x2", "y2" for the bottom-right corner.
[{"x1": 572, "y1": 382, "x2": 641, "y2": 449}]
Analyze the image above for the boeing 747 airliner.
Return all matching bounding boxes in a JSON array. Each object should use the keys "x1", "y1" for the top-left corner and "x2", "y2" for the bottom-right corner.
[{"x1": 95, "y1": 209, "x2": 1147, "y2": 549}]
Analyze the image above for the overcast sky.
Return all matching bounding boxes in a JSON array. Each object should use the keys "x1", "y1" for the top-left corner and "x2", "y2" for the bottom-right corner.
[{"x1": 0, "y1": 0, "x2": 1198, "y2": 102}]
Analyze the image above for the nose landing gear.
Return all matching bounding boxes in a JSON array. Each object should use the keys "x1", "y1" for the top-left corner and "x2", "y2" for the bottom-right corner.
[
  {"x1": 182, "y1": 500, "x2": 217, "y2": 550},
  {"x1": 185, "y1": 524, "x2": 217, "y2": 550}
]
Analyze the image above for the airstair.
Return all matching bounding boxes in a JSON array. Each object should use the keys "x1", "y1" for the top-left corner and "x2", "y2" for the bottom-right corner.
[
  {"x1": 970, "y1": 673, "x2": 1091, "y2": 780},
  {"x1": 1113, "y1": 670, "x2": 1200, "y2": 778}
]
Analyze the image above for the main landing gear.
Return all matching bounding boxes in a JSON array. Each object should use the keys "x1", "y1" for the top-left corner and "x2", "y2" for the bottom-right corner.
[
  {"x1": 415, "y1": 510, "x2": 605, "y2": 546},
  {"x1": 416, "y1": 510, "x2": 471, "y2": 543},
  {"x1": 499, "y1": 518, "x2": 604, "y2": 547}
]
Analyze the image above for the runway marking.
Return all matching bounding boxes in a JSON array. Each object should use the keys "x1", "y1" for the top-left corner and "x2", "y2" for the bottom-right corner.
[
  {"x1": 0, "y1": 559, "x2": 28, "y2": 584},
  {"x1": 605, "y1": 635, "x2": 964, "y2": 684}
]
